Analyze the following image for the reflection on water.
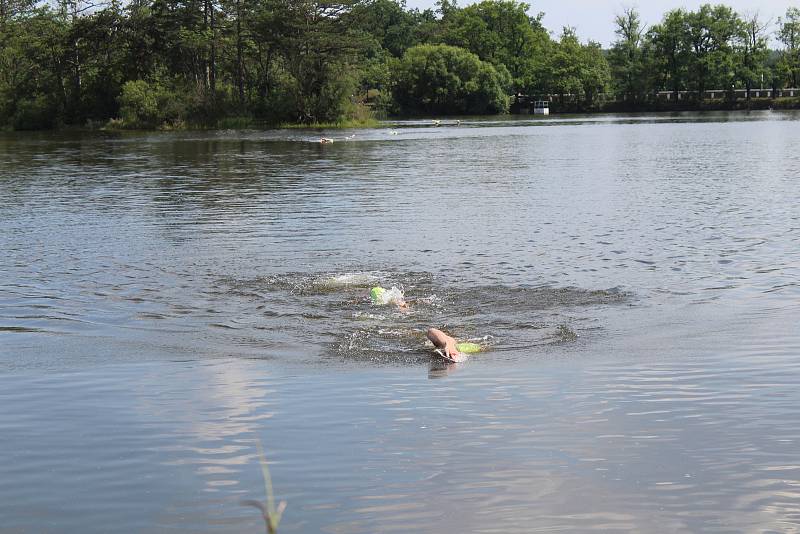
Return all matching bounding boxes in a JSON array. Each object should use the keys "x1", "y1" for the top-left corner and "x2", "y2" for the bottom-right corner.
[{"x1": 2, "y1": 111, "x2": 800, "y2": 531}]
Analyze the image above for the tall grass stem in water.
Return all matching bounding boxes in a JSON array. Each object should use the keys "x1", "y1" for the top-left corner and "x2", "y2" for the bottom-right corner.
[{"x1": 242, "y1": 440, "x2": 286, "y2": 534}]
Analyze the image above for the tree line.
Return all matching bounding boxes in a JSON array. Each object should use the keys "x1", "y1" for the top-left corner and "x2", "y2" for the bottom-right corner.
[
  {"x1": 610, "y1": 5, "x2": 799, "y2": 105},
  {"x1": 1, "y1": 0, "x2": 799, "y2": 129}
]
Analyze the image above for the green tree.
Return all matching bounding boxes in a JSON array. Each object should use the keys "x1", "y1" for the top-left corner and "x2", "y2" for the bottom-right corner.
[
  {"x1": 348, "y1": 0, "x2": 421, "y2": 58},
  {"x1": 345, "y1": 0, "x2": 423, "y2": 107},
  {"x1": 0, "y1": 8, "x2": 68, "y2": 128},
  {"x1": 247, "y1": 0, "x2": 295, "y2": 119},
  {"x1": 118, "y1": 78, "x2": 186, "y2": 127},
  {"x1": 646, "y1": 9, "x2": 690, "y2": 98},
  {"x1": 0, "y1": 0, "x2": 34, "y2": 21},
  {"x1": 392, "y1": 43, "x2": 510, "y2": 114},
  {"x1": 580, "y1": 40, "x2": 610, "y2": 105},
  {"x1": 777, "y1": 7, "x2": 800, "y2": 87},
  {"x1": 218, "y1": 0, "x2": 257, "y2": 108},
  {"x1": 70, "y1": 2, "x2": 131, "y2": 121},
  {"x1": 542, "y1": 28, "x2": 608, "y2": 104},
  {"x1": 735, "y1": 12, "x2": 770, "y2": 100},
  {"x1": 439, "y1": 0, "x2": 549, "y2": 95},
  {"x1": 685, "y1": 4, "x2": 740, "y2": 99},
  {"x1": 608, "y1": 7, "x2": 646, "y2": 100},
  {"x1": 280, "y1": 0, "x2": 371, "y2": 122}
]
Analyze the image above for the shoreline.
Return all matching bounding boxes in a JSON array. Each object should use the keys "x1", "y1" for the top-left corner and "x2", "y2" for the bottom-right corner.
[
  {"x1": 515, "y1": 96, "x2": 800, "y2": 115},
  {"x1": 5, "y1": 104, "x2": 800, "y2": 133}
]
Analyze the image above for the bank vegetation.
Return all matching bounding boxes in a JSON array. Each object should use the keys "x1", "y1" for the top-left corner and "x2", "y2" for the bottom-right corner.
[{"x1": 1, "y1": 0, "x2": 799, "y2": 129}]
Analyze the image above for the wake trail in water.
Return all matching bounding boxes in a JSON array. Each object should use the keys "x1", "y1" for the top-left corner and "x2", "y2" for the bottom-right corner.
[{"x1": 220, "y1": 270, "x2": 632, "y2": 365}]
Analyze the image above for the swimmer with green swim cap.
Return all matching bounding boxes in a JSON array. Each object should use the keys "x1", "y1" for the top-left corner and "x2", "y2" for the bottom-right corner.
[
  {"x1": 370, "y1": 286, "x2": 386, "y2": 303},
  {"x1": 370, "y1": 286, "x2": 408, "y2": 308},
  {"x1": 367, "y1": 288, "x2": 479, "y2": 360},
  {"x1": 426, "y1": 328, "x2": 482, "y2": 363}
]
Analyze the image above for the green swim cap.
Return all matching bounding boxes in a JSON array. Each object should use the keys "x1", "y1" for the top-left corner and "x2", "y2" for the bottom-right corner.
[
  {"x1": 370, "y1": 286, "x2": 386, "y2": 303},
  {"x1": 455, "y1": 342, "x2": 481, "y2": 354}
]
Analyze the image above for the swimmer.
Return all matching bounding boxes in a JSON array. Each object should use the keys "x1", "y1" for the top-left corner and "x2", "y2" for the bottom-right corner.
[
  {"x1": 370, "y1": 286, "x2": 408, "y2": 308},
  {"x1": 426, "y1": 328, "x2": 481, "y2": 363}
]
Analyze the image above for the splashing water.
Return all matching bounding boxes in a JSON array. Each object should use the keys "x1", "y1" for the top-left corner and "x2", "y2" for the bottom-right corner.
[
  {"x1": 371, "y1": 286, "x2": 406, "y2": 306},
  {"x1": 315, "y1": 272, "x2": 381, "y2": 288}
]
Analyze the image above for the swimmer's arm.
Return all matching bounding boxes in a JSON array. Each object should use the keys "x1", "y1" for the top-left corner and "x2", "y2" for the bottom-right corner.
[{"x1": 426, "y1": 328, "x2": 460, "y2": 358}]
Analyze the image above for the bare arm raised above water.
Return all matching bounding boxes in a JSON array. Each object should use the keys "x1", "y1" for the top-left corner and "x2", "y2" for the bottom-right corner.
[{"x1": 426, "y1": 328, "x2": 464, "y2": 362}]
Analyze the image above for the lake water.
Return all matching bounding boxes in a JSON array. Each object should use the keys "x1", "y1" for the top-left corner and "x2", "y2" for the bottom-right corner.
[{"x1": 1, "y1": 112, "x2": 799, "y2": 532}]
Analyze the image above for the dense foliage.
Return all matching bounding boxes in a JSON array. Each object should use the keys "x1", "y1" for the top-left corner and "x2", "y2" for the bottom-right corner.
[
  {"x1": 392, "y1": 44, "x2": 510, "y2": 114},
  {"x1": 614, "y1": 5, "x2": 786, "y2": 102},
  {"x1": 0, "y1": 0, "x2": 798, "y2": 129}
]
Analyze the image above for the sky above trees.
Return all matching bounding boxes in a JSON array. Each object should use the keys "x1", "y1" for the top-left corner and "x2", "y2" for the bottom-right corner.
[{"x1": 405, "y1": 0, "x2": 798, "y2": 46}]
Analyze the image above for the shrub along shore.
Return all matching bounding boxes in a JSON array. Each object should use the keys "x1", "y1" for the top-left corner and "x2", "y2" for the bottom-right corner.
[{"x1": 1, "y1": 0, "x2": 799, "y2": 130}]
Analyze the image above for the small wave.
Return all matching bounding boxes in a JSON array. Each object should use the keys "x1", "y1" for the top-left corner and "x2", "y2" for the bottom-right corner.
[
  {"x1": 353, "y1": 311, "x2": 387, "y2": 321},
  {"x1": 445, "y1": 285, "x2": 631, "y2": 312},
  {"x1": 208, "y1": 323, "x2": 240, "y2": 330},
  {"x1": 314, "y1": 272, "x2": 381, "y2": 288},
  {"x1": 136, "y1": 313, "x2": 168, "y2": 320},
  {"x1": 221, "y1": 270, "x2": 433, "y2": 297},
  {"x1": 332, "y1": 327, "x2": 429, "y2": 365},
  {"x1": 0, "y1": 326, "x2": 50, "y2": 333},
  {"x1": 554, "y1": 324, "x2": 578, "y2": 342}
]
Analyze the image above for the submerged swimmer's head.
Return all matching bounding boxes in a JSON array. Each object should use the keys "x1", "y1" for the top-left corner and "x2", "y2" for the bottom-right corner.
[
  {"x1": 370, "y1": 286, "x2": 406, "y2": 307},
  {"x1": 455, "y1": 342, "x2": 482, "y2": 354},
  {"x1": 370, "y1": 286, "x2": 386, "y2": 303}
]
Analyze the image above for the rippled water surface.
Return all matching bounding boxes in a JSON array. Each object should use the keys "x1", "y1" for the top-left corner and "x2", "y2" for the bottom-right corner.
[{"x1": 2, "y1": 112, "x2": 800, "y2": 532}]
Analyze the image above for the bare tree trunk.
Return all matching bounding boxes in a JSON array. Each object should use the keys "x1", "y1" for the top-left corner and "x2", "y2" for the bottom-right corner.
[
  {"x1": 202, "y1": 0, "x2": 216, "y2": 95},
  {"x1": 203, "y1": 1, "x2": 209, "y2": 91},
  {"x1": 209, "y1": 1, "x2": 216, "y2": 95},
  {"x1": 68, "y1": 0, "x2": 82, "y2": 119},
  {"x1": 236, "y1": 0, "x2": 244, "y2": 107}
]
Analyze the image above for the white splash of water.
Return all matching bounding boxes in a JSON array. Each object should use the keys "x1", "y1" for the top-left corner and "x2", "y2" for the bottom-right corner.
[
  {"x1": 373, "y1": 286, "x2": 406, "y2": 306},
  {"x1": 316, "y1": 272, "x2": 380, "y2": 288}
]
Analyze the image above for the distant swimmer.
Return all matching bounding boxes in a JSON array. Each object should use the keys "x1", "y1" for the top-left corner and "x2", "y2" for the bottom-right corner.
[
  {"x1": 389, "y1": 129, "x2": 399, "y2": 135},
  {"x1": 426, "y1": 327, "x2": 482, "y2": 363},
  {"x1": 432, "y1": 120, "x2": 441, "y2": 126},
  {"x1": 320, "y1": 137, "x2": 334, "y2": 144}
]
